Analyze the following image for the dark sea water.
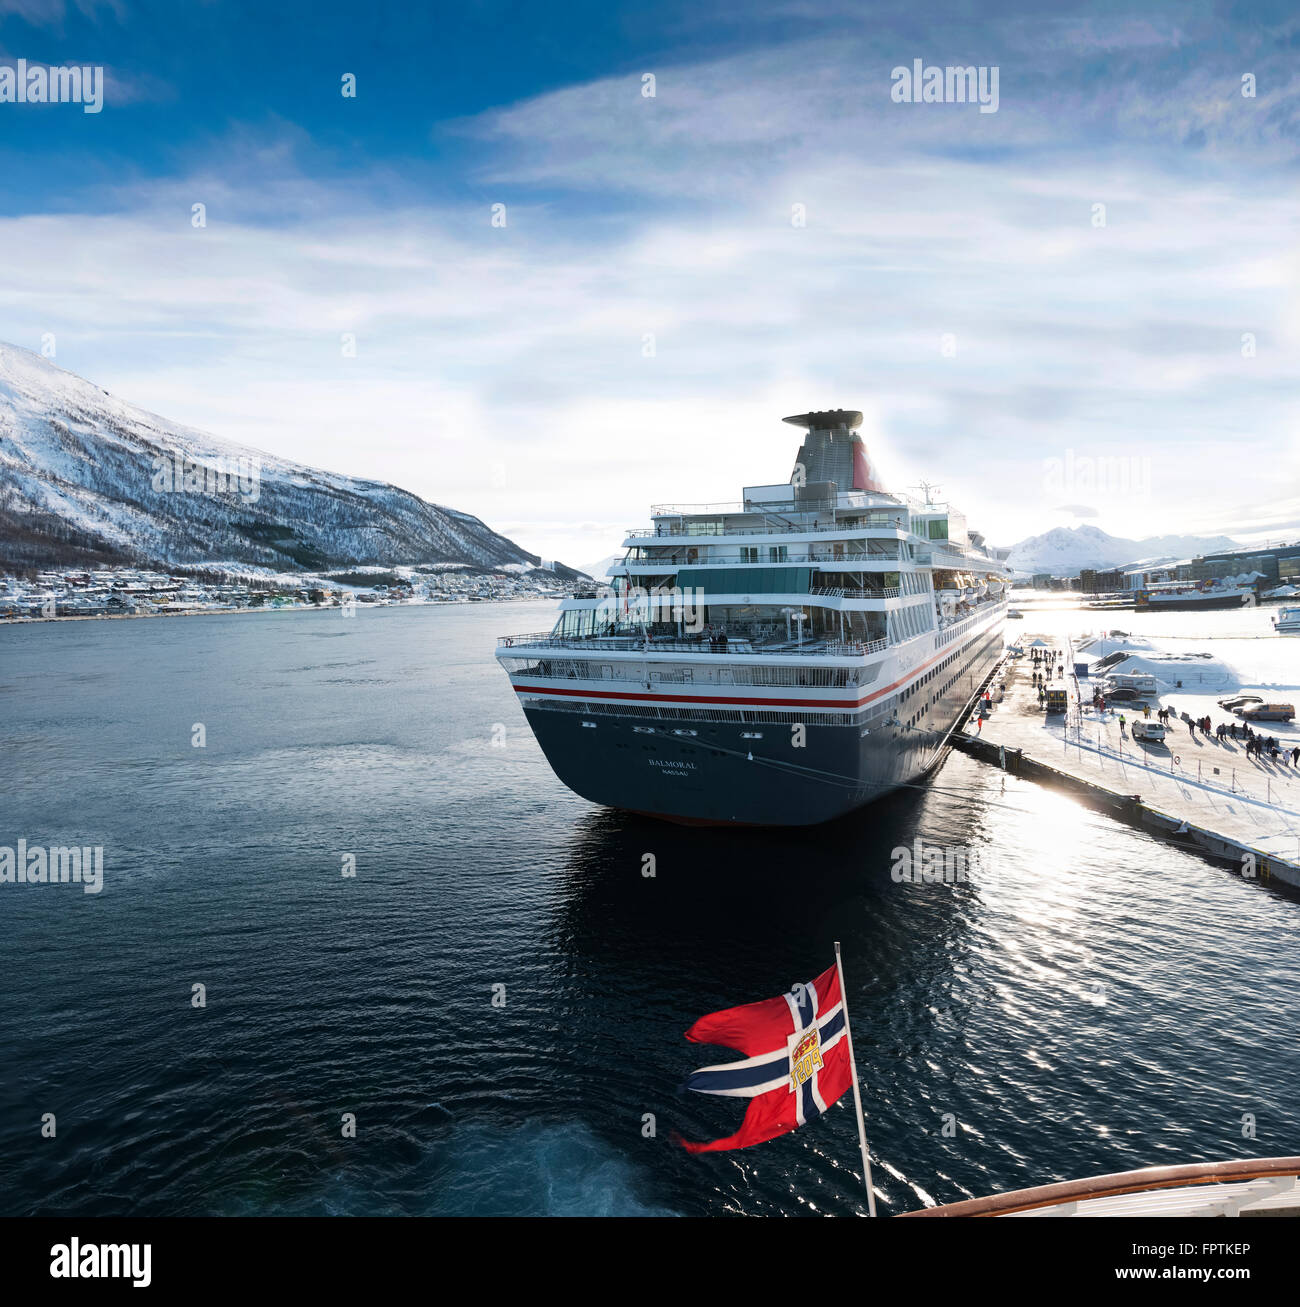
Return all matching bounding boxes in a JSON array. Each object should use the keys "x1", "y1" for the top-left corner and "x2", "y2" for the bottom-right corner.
[{"x1": 1, "y1": 600, "x2": 1298, "y2": 1217}]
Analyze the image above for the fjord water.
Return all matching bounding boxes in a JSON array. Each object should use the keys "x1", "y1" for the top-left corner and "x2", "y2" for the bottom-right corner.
[{"x1": 1, "y1": 601, "x2": 1297, "y2": 1217}]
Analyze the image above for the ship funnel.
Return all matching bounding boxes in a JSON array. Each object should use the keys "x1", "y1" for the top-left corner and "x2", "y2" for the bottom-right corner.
[{"x1": 782, "y1": 409, "x2": 883, "y2": 494}]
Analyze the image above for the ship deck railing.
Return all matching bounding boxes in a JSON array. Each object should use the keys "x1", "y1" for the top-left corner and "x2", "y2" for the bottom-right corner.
[
  {"x1": 621, "y1": 550, "x2": 903, "y2": 566},
  {"x1": 623, "y1": 522, "x2": 1005, "y2": 567},
  {"x1": 935, "y1": 601, "x2": 1005, "y2": 646},
  {"x1": 624, "y1": 519, "x2": 905, "y2": 539},
  {"x1": 497, "y1": 632, "x2": 890, "y2": 657},
  {"x1": 649, "y1": 495, "x2": 902, "y2": 517},
  {"x1": 810, "y1": 585, "x2": 901, "y2": 599}
]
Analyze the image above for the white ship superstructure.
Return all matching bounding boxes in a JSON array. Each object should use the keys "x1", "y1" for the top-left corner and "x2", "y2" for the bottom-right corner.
[{"x1": 497, "y1": 410, "x2": 1010, "y2": 825}]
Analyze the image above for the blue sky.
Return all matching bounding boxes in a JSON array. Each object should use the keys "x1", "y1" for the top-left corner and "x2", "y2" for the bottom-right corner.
[{"x1": 1, "y1": 0, "x2": 1298, "y2": 565}]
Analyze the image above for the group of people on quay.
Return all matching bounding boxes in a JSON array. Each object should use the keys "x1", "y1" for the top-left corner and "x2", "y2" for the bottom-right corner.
[{"x1": 1020, "y1": 640, "x2": 1298, "y2": 770}]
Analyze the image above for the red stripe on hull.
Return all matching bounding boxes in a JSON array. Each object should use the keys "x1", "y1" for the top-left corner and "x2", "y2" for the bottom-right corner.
[
  {"x1": 511, "y1": 614, "x2": 1002, "y2": 711},
  {"x1": 514, "y1": 683, "x2": 854, "y2": 709}
]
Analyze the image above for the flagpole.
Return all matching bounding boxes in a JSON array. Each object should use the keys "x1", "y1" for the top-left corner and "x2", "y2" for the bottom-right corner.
[{"x1": 834, "y1": 939, "x2": 877, "y2": 1217}]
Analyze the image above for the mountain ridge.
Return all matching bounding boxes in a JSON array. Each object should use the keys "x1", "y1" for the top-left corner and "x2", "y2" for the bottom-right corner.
[
  {"x1": 1001, "y1": 523, "x2": 1240, "y2": 576},
  {"x1": 0, "y1": 343, "x2": 543, "y2": 575}
]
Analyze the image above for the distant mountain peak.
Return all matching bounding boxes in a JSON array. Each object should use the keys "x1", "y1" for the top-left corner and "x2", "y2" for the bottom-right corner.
[{"x1": 1002, "y1": 523, "x2": 1240, "y2": 576}]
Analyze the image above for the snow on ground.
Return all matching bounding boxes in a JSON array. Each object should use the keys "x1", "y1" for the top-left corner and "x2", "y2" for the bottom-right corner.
[
  {"x1": 982, "y1": 627, "x2": 1300, "y2": 873},
  {"x1": 1045, "y1": 606, "x2": 1300, "y2": 746}
]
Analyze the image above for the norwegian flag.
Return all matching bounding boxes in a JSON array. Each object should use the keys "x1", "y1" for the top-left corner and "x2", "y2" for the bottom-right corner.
[{"x1": 679, "y1": 962, "x2": 854, "y2": 1153}]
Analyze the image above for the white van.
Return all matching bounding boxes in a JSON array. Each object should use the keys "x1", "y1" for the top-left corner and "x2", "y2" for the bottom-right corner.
[
  {"x1": 1132, "y1": 720, "x2": 1166, "y2": 743},
  {"x1": 1105, "y1": 673, "x2": 1159, "y2": 696}
]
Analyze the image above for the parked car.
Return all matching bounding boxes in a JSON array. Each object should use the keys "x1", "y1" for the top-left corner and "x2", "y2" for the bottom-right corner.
[
  {"x1": 1238, "y1": 703, "x2": 1295, "y2": 722},
  {"x1": 1132, "y1": 720, "x2": 1166, "y2": 743},
  {"x1": 1105, "y1": 687, "x2": 1143, "y2": 702},
  {"x1": 1218, "y1": 694, "x2": 1263, "y2": 709}
]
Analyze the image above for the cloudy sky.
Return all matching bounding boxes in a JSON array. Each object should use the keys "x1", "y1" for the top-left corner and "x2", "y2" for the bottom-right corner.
[{"x1": 1, "y1": 0, "x2": 1298, "y2": 566}]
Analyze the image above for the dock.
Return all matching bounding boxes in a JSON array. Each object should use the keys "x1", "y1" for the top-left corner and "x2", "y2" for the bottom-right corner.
[{"x1": 956, "y1": 636, "x2": 1300, "y2": 891}]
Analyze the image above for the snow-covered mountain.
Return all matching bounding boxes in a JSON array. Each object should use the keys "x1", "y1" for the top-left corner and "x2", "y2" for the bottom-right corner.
[
  {"x1": 1003, "y1": 525, "x2": 1239, "y2": 576},
  {"x1": 578, "y1": 552, "x2": 624, "y2": 581},
  {"x1": 0, "y1": 343, "x2": 540, "y2": 574}
]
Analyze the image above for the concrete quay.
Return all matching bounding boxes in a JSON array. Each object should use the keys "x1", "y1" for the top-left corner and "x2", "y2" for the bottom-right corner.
[{"x1": 955, "y1": 635, "x2": 1300, "y2": 892}]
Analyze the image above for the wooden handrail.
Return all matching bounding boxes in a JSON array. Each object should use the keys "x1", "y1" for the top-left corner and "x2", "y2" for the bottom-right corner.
[{"x1": 900, "y1": 1156, "x2": 1300, "y2": 1218}]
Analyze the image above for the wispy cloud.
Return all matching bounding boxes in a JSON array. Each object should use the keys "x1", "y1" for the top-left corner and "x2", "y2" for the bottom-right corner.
[
  {"x1": 0, "y1": 0, "x2": 127, "y2": 32},
  {"x1": 1, "y1": 3, "x2": 1297, "y2": 562}
]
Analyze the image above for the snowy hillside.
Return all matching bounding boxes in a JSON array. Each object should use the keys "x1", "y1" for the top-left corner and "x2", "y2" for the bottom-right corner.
[
  {"x1": 1004, "y1": 525, "x2": 1239, "y2": 576},
  {"x1": 0, "y1": 343, "x2": 539, "y2": 574}
]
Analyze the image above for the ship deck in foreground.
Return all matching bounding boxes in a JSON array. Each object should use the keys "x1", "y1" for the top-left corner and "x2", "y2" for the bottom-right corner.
[
  {"x1": 497, "y1": 410, "x2": 1010, "y2": 825},
  {"x1": 901, "y1": 1155, "x2": 1300, "y2": 1217}
]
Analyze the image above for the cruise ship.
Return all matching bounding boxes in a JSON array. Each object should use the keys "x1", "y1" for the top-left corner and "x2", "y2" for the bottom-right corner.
[{"x1": 496, "y1": 410, "x2": 1010, "y2": 825}]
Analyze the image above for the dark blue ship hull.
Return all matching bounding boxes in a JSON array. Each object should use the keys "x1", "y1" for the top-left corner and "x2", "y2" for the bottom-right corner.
[{"x1": 521, "y1": 624, "x2": 1004, "y2": 826}]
